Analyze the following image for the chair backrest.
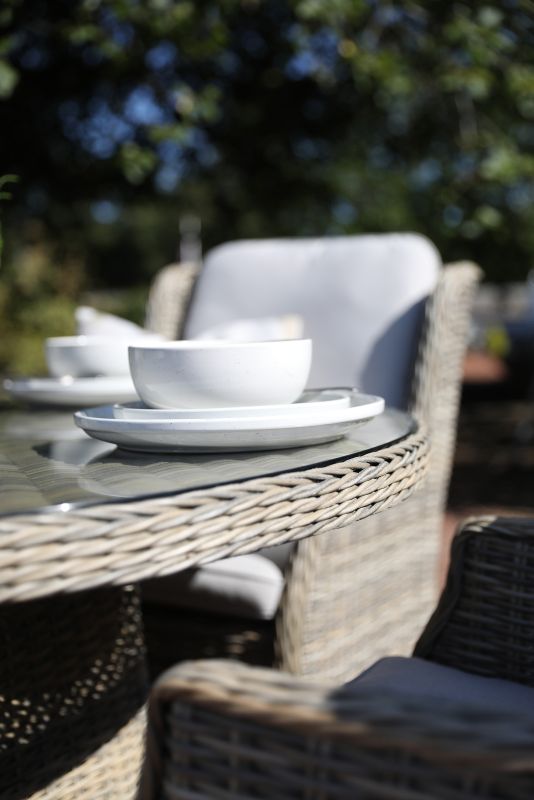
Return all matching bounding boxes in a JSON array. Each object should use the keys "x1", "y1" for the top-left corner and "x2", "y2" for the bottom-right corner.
[
  {"x1": 184, "y1": 234, "x2": 441, "y2": 409},
  {"x1": 145, "y1": 239, "x2": 479, "y2": 682}
]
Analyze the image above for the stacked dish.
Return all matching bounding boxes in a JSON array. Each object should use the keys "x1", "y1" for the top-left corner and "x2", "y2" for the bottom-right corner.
[
  {"x1": 74, "y1": 340, "x2": 385, "y2": 453},
  {"x1": 74, "y1": 390, "x2": 384, "y2": 453},
  {"x1": 3, "y1": 334, "x2": 159, "y2": 407}
]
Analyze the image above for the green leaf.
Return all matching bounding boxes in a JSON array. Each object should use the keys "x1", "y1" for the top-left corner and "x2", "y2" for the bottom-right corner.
[
  {"x1": 0, "y1": 60, "x2": 18, "y2": 98},
  {"x1": 119, "y1": 143, "x2": 158, "y2": 184}
]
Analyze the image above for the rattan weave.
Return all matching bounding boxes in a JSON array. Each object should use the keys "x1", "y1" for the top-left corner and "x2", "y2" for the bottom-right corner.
[
  {"x1": 147, "y1": 664, "x2": 534, "y2": 800},
  {"x1": 0, "y1": 586, "x2": 146, "y2": 799},
  {"x1": 145, "y1": 261, "x2": 198, "y2": 340},
  {"x1": 143, "y1": 259, "x2": 480, "y2": 681},
  {"x1": 0, "y1": 255, "x2": 474, "y2": 798},
  {"x1": 0, "y1": 313, "x2": 429, "y2": 799},
  {"x1": 415, "y1": 516, "x2": 534, "y2": 685},
  {"x1": 0, "y1": 433, "x2": 425, "y2": 800},
  {"x1": 143, "y1": 516, "x2": 534, "y2": 799},
  {"x1": 0, "y1": 430, "x2": 427, "y2": 604}
]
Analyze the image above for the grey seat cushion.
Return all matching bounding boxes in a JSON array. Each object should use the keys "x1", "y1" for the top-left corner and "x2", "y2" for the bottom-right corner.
[
  {"x1": 142, "y1": 554, "x2": 284, "y2": 621},
  {"x1": 350, "y1": 657, "x2": 534, "y2": 718}
]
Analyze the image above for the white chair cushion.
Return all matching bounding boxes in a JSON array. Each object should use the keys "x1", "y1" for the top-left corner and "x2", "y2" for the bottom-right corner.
[
  {"x1": 194, "y1": 314, "x2": 304, "y2": 341},
  {"x1": 350, "y1": 657, "x2": 534, "y2": 718},
  {"x1": 185, "y1": 234, "x2": 441, "y2": 409},
  {"x1": 142, "y1": 554, "x2": 284, "y2": 621}
]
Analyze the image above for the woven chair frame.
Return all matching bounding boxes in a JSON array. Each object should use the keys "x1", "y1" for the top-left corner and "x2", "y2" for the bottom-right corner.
[
  {"x1": 415, "y1": 516, "x2": 534, "y2": 686},
  {"x1": 145, "y1": 659, "x2": 534, "y2": 800},
  {"x1": 145, "y1": 260, "x2": 199, "y2": 340},
  {"x1": 144, "y1": 258, "x2": 480, "y2": 682},
  {"x1": 143, "y1": 516, "x2": 534, "y2": 799}
]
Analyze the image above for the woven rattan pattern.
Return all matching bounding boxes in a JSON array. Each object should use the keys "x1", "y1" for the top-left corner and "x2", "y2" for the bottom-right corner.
[
  {"x1": 142, "y1": 259, "x2": 479, "y2": 683},
  {"x1": 145, "y1": 658, "x2": 534, "y2": 800},
  {"x1": 415, "y1": 516, "x2": 534, "y2": 686},
  {"x1": 0, "y1": 430, "x2": 427, "y2": 603},
  {"x1": 145, "y1": 516, "x2": 534, "y2": 798},
  {"x1": 0, "y1": 586, "x2": 146, "y2": 799},
  {"x1": 145, "y1": 261, "x2": 198, "y2": 340},
  {"x1": 0, "y1": 259, "x2": 432, "y2": 800},
  {"x1": 275, "y1": 262, "x2": 480, "y2": 680}
]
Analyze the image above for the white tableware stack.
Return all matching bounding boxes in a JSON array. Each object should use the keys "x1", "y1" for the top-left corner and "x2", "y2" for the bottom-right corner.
[
  {"x1": 46, "y1": 306, "x2": 164, "y2": 380},
  {"x1": 45, "y1": 335, "x2": 135, "y2": 379},
  {"x1": 74, "y1": 338, "x2": 385, "y2": 453},
  {"x1": 2, "y1": 308, "x2": 162, "y2": 407}
]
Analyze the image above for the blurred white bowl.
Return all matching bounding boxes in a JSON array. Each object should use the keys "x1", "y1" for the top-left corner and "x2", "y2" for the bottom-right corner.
[
  {"x1": 46, "y1": 335, "x2": 148, "y2": 378},
  {"x1": 128, "y1": 339, "x2": 312, "y2": 409}
]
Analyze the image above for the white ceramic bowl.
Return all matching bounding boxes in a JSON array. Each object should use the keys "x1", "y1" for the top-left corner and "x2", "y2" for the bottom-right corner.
[
  {"x1": 46, "y1": 336, "x2": 133, "y2": 378},
  {"x1": 128, "y1": 339, "x2": 313, "y2": 409}
]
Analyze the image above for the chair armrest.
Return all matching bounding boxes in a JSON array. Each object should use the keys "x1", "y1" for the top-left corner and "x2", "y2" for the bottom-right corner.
[
  {"x1": 144, "y1": 261, "x2": 200, "y2": 339},
  {"x1": 414, "y1": 515, "x2": 534, "y2": 684},
  {"x1": 141, "y1": 659, "x2": 534, "y2": 799}
]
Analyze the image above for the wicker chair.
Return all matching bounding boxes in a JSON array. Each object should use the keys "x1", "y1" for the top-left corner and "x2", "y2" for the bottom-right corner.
[
  {"x1": 142, "y1": 516, "x2": 534, "y2": 799},
  {"x1": 143, "y1": 246, "x2": 480, "y2": 683}
]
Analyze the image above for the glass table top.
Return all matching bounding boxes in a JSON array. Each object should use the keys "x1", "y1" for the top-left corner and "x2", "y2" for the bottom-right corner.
[{"x1": 0, "y1": 407, "x2": 415, "y2": 517}]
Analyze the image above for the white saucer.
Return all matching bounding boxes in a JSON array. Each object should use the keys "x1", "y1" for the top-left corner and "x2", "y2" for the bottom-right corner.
[
  {"x1": 74, "y1": 392, "x2": 385, "y2": 453},
  {"x1": 113, "y1": 389, "x2": 351, "y2": 421},
  {"x1": 3, "y1": 376, "x2": 139, "y2": 408}
]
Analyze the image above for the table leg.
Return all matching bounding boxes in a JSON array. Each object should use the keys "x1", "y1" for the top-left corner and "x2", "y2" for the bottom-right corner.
[{"x1": 0, "y1": 586, "x2": 147, "y2": 799}]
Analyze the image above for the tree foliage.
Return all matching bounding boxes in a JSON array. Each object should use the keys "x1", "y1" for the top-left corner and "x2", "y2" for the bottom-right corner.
[{"x1": 1, "y1": 0, "x2": 534, "y2": 346}]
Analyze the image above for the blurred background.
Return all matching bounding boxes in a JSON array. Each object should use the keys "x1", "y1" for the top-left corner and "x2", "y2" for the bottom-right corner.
[{"x1": 1, "y1": 0, "x2": 534, "y2": 524}]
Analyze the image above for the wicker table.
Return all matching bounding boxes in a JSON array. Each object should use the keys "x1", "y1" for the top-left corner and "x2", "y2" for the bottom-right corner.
[{"x1": 0, "y1": 406, "x2": 427, "y2": 799}]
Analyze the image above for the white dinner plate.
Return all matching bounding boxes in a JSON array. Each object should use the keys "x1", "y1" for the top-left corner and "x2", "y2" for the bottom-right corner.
[
  {"x1": 74, "y1": 392, "x2": 385, "y2": 453},
  {"x1": 112, "y1": 389, "x2": 351, "y2": 421},
  {"x1": 3, "y1": 376, "x2": 139, "y2": 408}
]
